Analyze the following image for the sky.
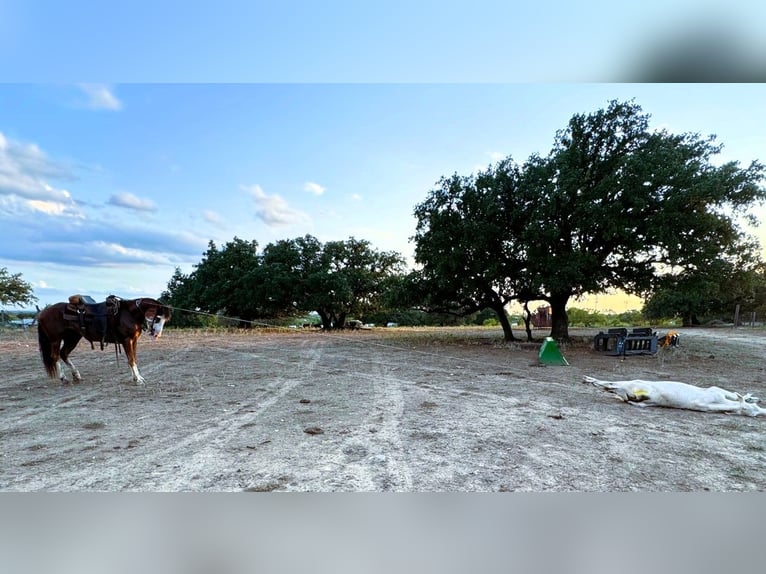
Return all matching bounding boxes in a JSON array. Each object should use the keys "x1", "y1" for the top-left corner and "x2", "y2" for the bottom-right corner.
[
  {"x1": 1, "y1": 1, "x2": 765, "y2": 312},
  {"x1": 2, "y1": 1, "x2": 765, "y2": 82},
  {"x1": 2, "y1": 83, "x2": 765, "y2": 312}
]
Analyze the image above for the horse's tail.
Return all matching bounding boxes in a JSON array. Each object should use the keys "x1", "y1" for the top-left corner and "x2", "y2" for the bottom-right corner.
[{"x1": 37, "y1": 324, "x2": 58, "y2": 379}]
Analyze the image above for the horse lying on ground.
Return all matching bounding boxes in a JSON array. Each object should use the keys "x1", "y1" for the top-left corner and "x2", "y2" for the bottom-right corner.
[
  {"x1": 37, "y1": 295, "x2": 171, "y2": 384},
  {"x1": 583, "y1": 376, "x2": 766, "y2": 417}
]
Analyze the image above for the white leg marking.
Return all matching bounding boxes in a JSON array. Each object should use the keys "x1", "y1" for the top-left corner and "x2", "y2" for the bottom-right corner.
[
  {"x1": 63, "y1": 357, "x2": 82, "y2": 382},
  {"x1": 130, "y1": 363, "x2": 145, "y2": 384},
  {"x1": 57, "y1": 360, "x2": 68, "y2": 384}
]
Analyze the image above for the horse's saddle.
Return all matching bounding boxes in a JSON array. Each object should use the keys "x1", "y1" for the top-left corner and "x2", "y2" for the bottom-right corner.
[{"x1": 64, "y1": 294, "x2": 121, "y2": 346}]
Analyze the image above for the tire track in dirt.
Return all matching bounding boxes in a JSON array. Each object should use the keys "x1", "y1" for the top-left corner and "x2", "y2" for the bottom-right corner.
[
  {"x1": 301, "y1": 339, "x2": 580, "y2": 491},
  {"x1": 242, "y1": 338, "x2": 418, "y2": 491},
  {"x1": 113, "y1": 338, "x2": 328, "y2": 490},
  {"x1": 336, "y1": 355, "x2": 414, "y2": 491},
  {"x1": 9, "y1": 338, "x2": 324, "y2": 490},
  {"x1": 0, "y1": 340, "x2": 212, "y2": 489},
  {"x1": 1, "y1": 340, "x2": 197, "y2": 434}
]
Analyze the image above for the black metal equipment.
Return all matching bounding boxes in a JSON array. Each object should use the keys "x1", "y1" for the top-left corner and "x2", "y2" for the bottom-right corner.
[{"x1": 594, "y1": 327, "x2": 658, "y2": 356}]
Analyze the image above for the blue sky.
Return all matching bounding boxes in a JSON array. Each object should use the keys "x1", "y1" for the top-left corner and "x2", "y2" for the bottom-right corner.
[
  {"x1": 3, "y1": 1, "x2": 765, "y2": 82},
  {"x1": 2, "y1": 83, "x2": 765, "y2": 309}
]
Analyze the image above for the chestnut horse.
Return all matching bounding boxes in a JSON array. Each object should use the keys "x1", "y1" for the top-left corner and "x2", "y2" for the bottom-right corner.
[{"x1": 37, "y1": 296, "x2": 171, "y2": 384}]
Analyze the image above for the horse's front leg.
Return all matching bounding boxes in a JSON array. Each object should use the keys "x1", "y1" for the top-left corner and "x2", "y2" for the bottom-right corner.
[{"x1": 122, "y1": 336, "x2": 145, "y2": 384}]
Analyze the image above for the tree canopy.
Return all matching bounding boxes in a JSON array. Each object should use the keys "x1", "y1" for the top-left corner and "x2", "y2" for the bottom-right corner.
[
  {"x1": 412, "y1": 100, "x2": 766, "y2": 339},
  {"x1": 411, "y1": 162, "x2": 523, "y2": 340},
  {"x1": 162, "y1": 235, "x2": 406, "y2": 329},
  {"x1": 0, "y1": 267, "x2": 37, "y2": 308},
  {"x1": 643, "y1": 257, "x2": 766, "y2": 326}
]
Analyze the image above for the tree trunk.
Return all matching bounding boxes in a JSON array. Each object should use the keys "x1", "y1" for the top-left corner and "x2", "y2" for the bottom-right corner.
[
  {"x1": 548, "y1": 293, "x2": 570, "y2": 341},
  {"x1": 317, "y1": 310, "x2": 332, "y2": 330},
  {"x1": 492, "y1": 304, "x2": 515, "y2": 341},
  {"x1": 522, "y1": 301, "x2": 533, "y2": 342}
]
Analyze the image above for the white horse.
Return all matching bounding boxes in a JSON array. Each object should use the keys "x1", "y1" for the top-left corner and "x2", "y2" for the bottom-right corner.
[{"x1": 583, "y1": 376, "x2": 766, "y2": 417}]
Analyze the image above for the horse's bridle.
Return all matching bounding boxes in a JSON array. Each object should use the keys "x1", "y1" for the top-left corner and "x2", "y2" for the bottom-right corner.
[{"x1": 134, "y1": 298, "x2": 165, "y2": 336}]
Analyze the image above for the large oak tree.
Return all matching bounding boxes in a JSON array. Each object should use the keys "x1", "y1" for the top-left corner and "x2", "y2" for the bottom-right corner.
[
  {"x1": 411, "y1": 161, "x2": 524, "y2": 341},
  {"x1": 413, "y1": 100, "x2": 766, "y2": 339}
]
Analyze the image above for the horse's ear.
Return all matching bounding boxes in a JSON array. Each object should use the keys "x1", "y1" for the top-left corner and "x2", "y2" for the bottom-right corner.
[{"x1": 155, "y1": 299, "x2": 170, "y2": 316}]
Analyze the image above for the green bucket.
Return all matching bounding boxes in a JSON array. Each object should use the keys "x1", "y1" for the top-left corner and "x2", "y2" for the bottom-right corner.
[{"x1": 538, "y1": 337, "x2": 569, "y2": 366}]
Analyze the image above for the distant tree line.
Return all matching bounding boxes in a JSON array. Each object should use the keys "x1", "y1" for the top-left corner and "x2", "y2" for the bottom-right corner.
[{"x1": 161, "y1": 235, "x2": 407, "y2": 329}]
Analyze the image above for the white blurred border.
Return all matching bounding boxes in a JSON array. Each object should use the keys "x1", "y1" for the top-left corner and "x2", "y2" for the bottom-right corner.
[{"x1": 2, "y1": 493, "x2": 764, "y2": 574}]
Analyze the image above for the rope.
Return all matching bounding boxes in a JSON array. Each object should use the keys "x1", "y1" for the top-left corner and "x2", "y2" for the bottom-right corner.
[
  {"x1": 167, "y1": 305, "x2": 282, "y2": 329},
  {"x1": 166, "y1": 305, "x2": 523, "y2": 371}
]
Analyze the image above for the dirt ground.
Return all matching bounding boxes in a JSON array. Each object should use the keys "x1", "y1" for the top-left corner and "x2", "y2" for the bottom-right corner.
[{"x1": 1, "y1": 325, "x2": 764, "y2": 491}]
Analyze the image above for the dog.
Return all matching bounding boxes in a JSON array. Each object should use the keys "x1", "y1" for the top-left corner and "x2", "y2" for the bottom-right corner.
[{"x1": 583, "y1": 376, "x2": 765, "y2": 417}]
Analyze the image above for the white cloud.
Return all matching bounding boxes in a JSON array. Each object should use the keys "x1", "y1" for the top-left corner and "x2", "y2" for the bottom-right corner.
[
  {"x1": 0, "y1": 194, "x2": 83, "y2": 221},
  {"x1": 242, "y1": 184, "x2": 310, "y2": 227},
  {"x1": 488, "y1": 151, "x2": 506, "y2": 162},
  {"x1": 0, "y1": 133, "x2": 82, "y2": 220},
  {"x1": 202, "y1": 209, "x2": 225, "y2": 226},
  {"x1": 93, "y1": 241, "x2": 171, "y2": 264},
  {"x1": 0, "y1": 132, "x2": 77, "y2": 209},
  {"x1": 26, "y1": 199, "x2": 75, "y2": 216},
  {"x1": 78, "y1": 84, "x2": 122, "y2": 111},
  {"x1": 472, "y1": 151, "x2": 510, "y2": 174},
  {"x1": 351, "y1": 193, "x2": 362, "y2": 201},
  {"x1": 107, "y1": 191, "x2": 158, "y2": 212},
  {"x1": 304, "y1": 181, "x2": 326, "y2": 196}
]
